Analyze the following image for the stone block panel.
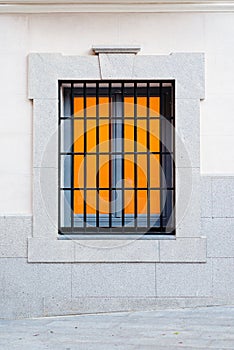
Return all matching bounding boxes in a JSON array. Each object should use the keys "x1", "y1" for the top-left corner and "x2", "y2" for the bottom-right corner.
[
  {"x1": 72, "y1": 263, "x2": 156, "y2": 298},
  {"x1": 156, "y1": 259, "x2": 212, "y2": 297}
]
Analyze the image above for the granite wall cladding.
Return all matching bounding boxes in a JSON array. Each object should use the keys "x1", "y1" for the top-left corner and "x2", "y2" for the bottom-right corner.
[{"x1": 0, "y1": 176, "x2": 233, "y2": 319}]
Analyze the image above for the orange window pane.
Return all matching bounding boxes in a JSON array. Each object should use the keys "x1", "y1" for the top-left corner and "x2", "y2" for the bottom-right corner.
[
  {"x1": 99, "y1": 97, "x2": 109, "y2": 117},
  {"x1": 74, "y1": 97, "x2": 84, "y2": 117},
  {"x1": 150, "y1": 190, "x2": 160, "y2": 214},
  {"x1": 124, "y1": 97, "x2": 134, "y2": 117},
  {"x1": 124, "y1": 119, "x2": 134, "y2": 152},
  {"x1": 73, "y1": 93, "x2": 165, "y2": 218},
  {"x1": 150, "y1": 97, "x2": 160, "y2": 117},
  {"x1": 138, "y1": 191, "x2": 147, "y2": 214},
  {"x1": 137, "y1": 97, "x2": 147, "y2": 117},
  {"x1": 86, "y1": 190, "x2": 96, "y2": 214},
  {"x1": 150, "y1": 119, "x2": 160, "y2": 152},
  {"x1": 99, "y1": 155, "x2": 109, "y2": 188},
  {"x1": 74, "y1": 155, "x2": 84, "y2": 188},
  {"x1": 150, "y1": 154, "x2": 160, "y2": 188},
  {"x1": 124, "y1": 189, "x2": 134, "y2": 214},
  {"x1": 87, "y1": 120, "x2": 96, "y2": 152},
  {"x1": 124, "y1": 155, "x2": 134, "y2": 188},
  {"x1": 99, "y1": 119, "x2": 109, "y2": 152},
  {"x1": 99, "y1": 190, "x2": 109, "y2": 214},
  {"x1": 137, "y1": 119, "x2": 147, "y2": 151},
  {"x1": 74, "y1": 190, "x2": 84, "y2": 214},
  {"x1": 74, "y1": 120, "x2": 84, "y2": 152},
  {"x1": 86, "y1": 97, "x2": 96, "y2": 117},
  {"x1": 137, "y1": 155, "x2": 147, "y2": 188},
  {"x1": 86, "y1": 155, "x2": 96, "y2": 188}
]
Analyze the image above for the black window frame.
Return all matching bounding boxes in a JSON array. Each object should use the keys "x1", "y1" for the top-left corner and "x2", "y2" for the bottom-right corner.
[{"x1": 58, "y1": 80, "x2": 175, "y2": 236}]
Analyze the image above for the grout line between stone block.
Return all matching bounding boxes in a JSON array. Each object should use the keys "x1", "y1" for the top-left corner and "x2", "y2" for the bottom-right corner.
[
  {"x1": 211, "y1": 177, "x2": 214, "y2": 218},
  {"x1": 71, "y1": 264, "x2": 73, "y2": 301},
  {"x1": 155, "y1": 262, "x2": 157, "y2": 297}
]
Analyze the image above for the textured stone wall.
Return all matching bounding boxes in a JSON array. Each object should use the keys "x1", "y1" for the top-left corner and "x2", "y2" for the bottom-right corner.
[
  {"x1": 0, "y1": 176, "x2": 233, "y2": 319},
  {"x1": 1, "y1": 11, "x2": 234, "y2": 319}
]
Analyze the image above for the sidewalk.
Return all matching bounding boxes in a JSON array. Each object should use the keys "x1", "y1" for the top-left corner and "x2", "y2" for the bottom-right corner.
[{"x1": 0, "y1": 306, "x2": 234, "y2": 349}]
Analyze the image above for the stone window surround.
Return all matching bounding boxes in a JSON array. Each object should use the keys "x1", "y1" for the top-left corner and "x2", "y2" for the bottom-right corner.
[{"x1": 28, "y1": 50, "x2": 206, "y2": 263}]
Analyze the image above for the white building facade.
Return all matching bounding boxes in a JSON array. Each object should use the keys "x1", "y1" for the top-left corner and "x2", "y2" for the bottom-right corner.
[{"x1": 0, "y1": 0, "x2": 234, "y2": 319}]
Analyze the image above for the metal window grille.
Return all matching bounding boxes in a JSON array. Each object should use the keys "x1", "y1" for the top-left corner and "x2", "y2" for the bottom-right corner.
[{"x1": 59, "y1": 81, "x2": 175, "y2": 235}]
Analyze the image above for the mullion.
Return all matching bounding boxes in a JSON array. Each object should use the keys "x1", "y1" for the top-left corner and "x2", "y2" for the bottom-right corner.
[{"x1": 96, "y1": 83, "x2": 100, "y2": 229}]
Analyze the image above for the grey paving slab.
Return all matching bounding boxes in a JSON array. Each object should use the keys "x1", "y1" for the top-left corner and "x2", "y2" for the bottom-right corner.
[{"x1": 0, "y1": 306, "x2": 234, "y2": 350}]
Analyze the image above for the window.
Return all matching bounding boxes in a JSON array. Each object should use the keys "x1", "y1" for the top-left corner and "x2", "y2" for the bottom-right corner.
[
  {"x1": 59, "y1": 81, "x2": 175, "y2": 235},
  {"x1": 29, "y1": 52, "x2": 205, "y2": 262}
]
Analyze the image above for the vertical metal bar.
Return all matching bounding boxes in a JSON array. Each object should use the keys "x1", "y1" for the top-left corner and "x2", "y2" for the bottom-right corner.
[
  {"x1": 70, "y1": 83, "x2": 74, "y2": 228},
  {"x1": 164, "y1": 83, "x2": 174, "y2": 232},
  {"x1": 162, "y1": 84, "x2": 173, "y2": 232},
  {"x1": 172, "y1": 82, "x2": 176, "y2": 233},
  {"x1": 83, "y1": 83, "x2": 87, "y2": 229},
  {"x1": 96, "y1": 83, "x2": 100, "y2": 228},
  {"x1": 58, "y1": 82, "x2": 61, "y2": 232},
  {"x1": 108, "y1": 83, "x2": 112, "y2": 228},
  {"x1": 114, "y1": 93, "x2": 123, "y2": 220},
  {"x1": 159, "y1": 82, "x2": 163, "y2": 231},
  {"x1": 63, "y1": 89, "x2": 72, "y2": 228},
  {"x1": 146, "y1": 83, "x2": 150, "y2": 230},
  {"x1": 115, "y1": 92, "x2": 122, "y2": 222},
  {"x1": 163, "y1": 87, "x2": 169, "y2": 225},
  {"x1": 134, "y1": 82, "x2": 138, "y2": 228},
  {"x1": 121, "y1": 83, "x2": 125, "y2": 228}
]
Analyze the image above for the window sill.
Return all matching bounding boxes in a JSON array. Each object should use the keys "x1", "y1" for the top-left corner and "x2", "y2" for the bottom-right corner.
[
  {"x1": 58, "y1": 234, "x2": 176, "y2": 240},
  {"x1": 28, "y1": 237, "x2": 206, "y2": 263}
]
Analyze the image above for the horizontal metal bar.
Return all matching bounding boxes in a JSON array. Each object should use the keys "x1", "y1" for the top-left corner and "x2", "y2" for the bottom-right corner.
[
  {"x1": 60, "y1": 116, "x2": 174, "y2": 120},
  {"x1": 60, "y1": 151, "x2": 173, "y2": 155},
  {"x1": 59, "y1": 227, "x2": 174, "y2": 234},
  {"x1": 61, "y1": 187, "x2": 174, "y2": 190},
  {"x1": 60, "y1": 79, "x2": 174, "y2": 84}
]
